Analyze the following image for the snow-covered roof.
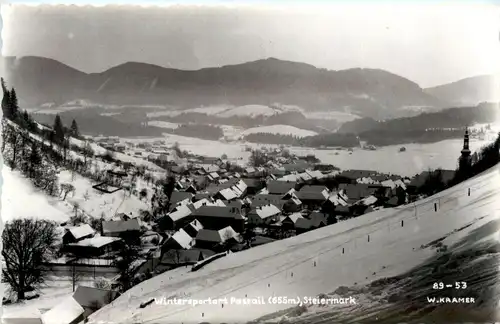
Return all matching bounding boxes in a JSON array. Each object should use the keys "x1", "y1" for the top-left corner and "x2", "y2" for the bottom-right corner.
[
  {"x1": 328, "y1": 193, "x2": 348, "y2": 206},
  {"x1": 285, "y1": 213, "x2": 304, "y2": 223},
  {"x1": 66, "y1": 224, "x2": 95, "y2": 240},
  {"x1": 193, "y1": 198, "x2": 226, "y2": 209},
  {"x1": 380, "y1": 179, "x2": 396, "y2": 189},
  {"x1": 196, "y1": 226, "x2": 238, "y2": 243},
  {"x1": 102, "y1": 219, "x2": 141, "y2": 234},
  {"x1": 394, "y1": 179, "x2": 407, "y2": 190},
  {"x1": 41, "y1": 296, "x2": 84, "y2": 324},
  {"x1": 360, "y1": 195, "x2": 378, "y2": 206},
  {"x1": 252, "y1": 204, "x2": 281, "y2": 219},
  {"x1": 170, "y1": 229, "x2": 194, "y2": 249},
  {"x1": 167, "y1": 204, "x2": 194, "y2": 222},
  {"x1": 218, "y1": 188, "x2": 237, "y2": 200},
  {"x1": 2, "y1": 307, "x2": 43, "y2": 324},
  {"x1": 68, "y1": 236, "x2": 121, "y2": 248}
]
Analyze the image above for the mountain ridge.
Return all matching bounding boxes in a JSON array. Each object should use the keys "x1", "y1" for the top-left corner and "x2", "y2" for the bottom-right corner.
[
  {"x1": 424, "y1": 74, "x2": 500, "y2": 106},
  {"x1": 4, "y1": 55, "x2": 446, "y2": 119}
]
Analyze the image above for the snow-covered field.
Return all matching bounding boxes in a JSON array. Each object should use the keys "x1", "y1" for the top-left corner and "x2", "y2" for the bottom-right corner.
[
  {"x1": 302, "y1": 111, "x2": 361, "y2": 122},
  {"x1": 147, "y1": 121, "x2": 180, "y2": 129},
  {"x1": 88, "y1": 160, "x2": 500, "y2": 324},
  {"x1": 240, "y1": 125, "x2": 318, "y2": 138},
  {"x1": 1, "y1": 168, "x2": 69, "y2": 223},
  {"x1": 1, "y1": 167, "x2": 151, "y2": 224}
]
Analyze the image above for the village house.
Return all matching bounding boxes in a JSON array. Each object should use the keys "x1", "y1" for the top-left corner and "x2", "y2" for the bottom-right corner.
[
  {"x1": 64, "y1": 236, "x2": 123, "y2": 258},
  {"x1": 338, "y1": 183, "x2": 378, "y2": 204},
  {"x1": 63, "y1": 224, "x2": 96, "y2": 245},
  {"x1": 282, "y1": 197, "x2": 303, "y2": 213},
  {"x1": 183, "y1": 219, "x2": 204, "y2": 238},
  {"x1": 295, "y1": 185, "x2": 330, "y2": 208},
  {"x1": 195, "y1": 226, "x2": 239, "y2": 251},
  {"x1": 247, "y1": 204, "x2": 281, "y2": 226},
  {"x1": 281, "y1": 212, "x2": 305, "y2": 230},
  {"x1": 162, "y1": 229, "x2": 195, "y2": 252},
  {"x1": 157, "y1": 204, "x2": 195, "y2": 231},
  {"x1": 158, "y1": 248, "x2": 215, "y2": 270},
  {"x1": 193, "y1": 206, "x2": 246, "y2": 232},
  {"x1": 252, "y1": 194, "x2": 286, "y2": 210},
  {"x1": 102, "y1": 219, "x2": 142, "y2": 238},
  {"x1": 169, "y1": 191, "x2": 194, "y2": 208},
  {"x1": 72, "y1": 286, "x2": 121, "y2": 320},
  {"x1": 266, "y1": 180, "x2": 297, "y2": 195},
  {"x1": 241, "y1": 178, "x2": 264, "y2": 195},
  {"x1": 338, "y1": 170, "x2": 379, "y2": 183},
  {"x1": 295, "y1": 211, "x2": 328, "y2": 234}
]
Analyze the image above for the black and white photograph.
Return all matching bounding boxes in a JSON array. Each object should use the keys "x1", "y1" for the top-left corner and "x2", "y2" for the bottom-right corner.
[{"x1": 1, "y1": 2, "x2": 500, "y2": 323}]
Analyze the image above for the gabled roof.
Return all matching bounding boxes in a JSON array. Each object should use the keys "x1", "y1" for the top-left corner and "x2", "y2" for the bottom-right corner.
[
  {"x1": 284, "y1": 213, "x2": 304, "y2": 224},
  {"x1": 68, "y1": 236, "x2": 121, "y2": 248},
  {"x1": 161, "y1": 248, "x2": 215, "y2": 264},
  {"x1": 327, "y1": 193, "x2": 348, "y2": 206},
  {"x1": 102, "y1": 219, "x2": 141, "y2": 234},
  {"x1": 73, "y1": 285, "x2": 120, "y2": 309},
  {"x1": 195, "y1": 206, "x2": 244, "y2": 219},
  {"x1": 250, "y1": 204, "x2": 281, "y2": 219},
  {"x1": 338, "y1": 183, "x2": 377, "y2": 200},
  {"x1": 218, "y1": 188, "x2": 238, "y2": 200},
  {"x1": 66, "y1": 224, "x2": 95, "y2": 240},
  {"x1": 296, "y1": 186, "x2": 329, "y2": 201},
  {"x1": 185, "y1": 219, "x2": 204, "y2": 232},
  {"x1": 196, "y1": 226, "x2": 238, "y2": 243},
  {"x1": 193, "y1": 198, "x2": 226, "y2": 209},
  {"x1": 167, "y1": 204, "x2": 194, "y2": 222},
  {"x1": 169, "y1": 191, "x2": 194, "y2": 205},
  {"x1": 308, "y1": 212, "x2": 328, "y2": 227},
  {"x1": 168, "y1": 229, "x2": 194, "y2": 249},
  {"x1": 267, "y1": 180, "x2": 296, "y2": 195}
]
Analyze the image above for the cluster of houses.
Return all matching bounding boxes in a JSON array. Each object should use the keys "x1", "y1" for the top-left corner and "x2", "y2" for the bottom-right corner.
[{"x1": 8, "y1": 139, "x2": 458, "y2": 324}]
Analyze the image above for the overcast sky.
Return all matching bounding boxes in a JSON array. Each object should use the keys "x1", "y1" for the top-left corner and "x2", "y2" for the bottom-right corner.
[{"x1": 1, "y1": 2, "x2": 500, "y2": 87}]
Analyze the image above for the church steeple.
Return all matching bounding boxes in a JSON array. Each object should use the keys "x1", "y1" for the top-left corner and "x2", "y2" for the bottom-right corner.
[{"x1": 461, "y1": 127, "x2": 471, "y2": 157}]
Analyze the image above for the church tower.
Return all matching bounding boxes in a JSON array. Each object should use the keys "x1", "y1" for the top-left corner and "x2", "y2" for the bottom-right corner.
[{"x1": 459, "y1": 127, "x2": 472, "y2": 171}]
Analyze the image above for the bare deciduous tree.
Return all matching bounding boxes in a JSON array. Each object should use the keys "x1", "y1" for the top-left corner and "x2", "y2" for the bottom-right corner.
[
  {"x1": 2, "y1": 219, "x2": 58, "y2": 300},
  {"x1": 60, "y1": 183, "x2": 75, "y2": 200}
]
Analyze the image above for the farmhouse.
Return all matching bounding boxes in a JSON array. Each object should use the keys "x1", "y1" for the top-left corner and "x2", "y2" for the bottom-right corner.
[
  {"x1": 158, "y1": 204, "x2": 195, "y2": 231},
  {"x1": 159, "y1": 248, "x2": 215, "y2": 268},
  {"x1": 163, "y1": 229, "x2": 195, "y2": 251},
  {"x1": 65, "y1": 236, "x2": 123, "y2": 257},
  {"x1": 195, "y1": 226, "x2": 239, "y2": 250},
  {"x1": 267, "y1": 180, "x2": 297, "y2": 195},
  {"x1": 63, "y1": 224, "x2": 96, "y2": 245},
  {"x1": 247, "y1": 204, "x2": 281, "y2": 226},
  {"x1": 295, "y1": 185, "x2": 329, "y2": 208},
  {"x1": 102, "y1": 219, "x2": 141, "y2": 237},
  {"x1": 194, "y1": 206, "x2": 245, "y2": 232}
]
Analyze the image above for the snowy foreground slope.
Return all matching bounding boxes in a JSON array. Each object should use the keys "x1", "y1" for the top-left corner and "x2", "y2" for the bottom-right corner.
[{"x1": 89, "y1": 166, "x2": 500, "y2": 324}]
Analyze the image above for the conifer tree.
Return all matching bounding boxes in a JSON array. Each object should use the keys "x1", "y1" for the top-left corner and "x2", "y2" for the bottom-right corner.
[
  {"x1": 1, "y1": 78, "x2": 10, "y2": 118},
  {"x1": 8, "y1": 88, "x2": 19, "y2": 120},
  {"x1": 70, "y1": 119, "x2": 79, "y2": 138},
  {"x1": 53, "y1": 115, "x2": 65, "y2": 144}
]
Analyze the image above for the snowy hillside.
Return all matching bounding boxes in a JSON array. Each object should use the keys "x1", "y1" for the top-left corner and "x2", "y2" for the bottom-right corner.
[
  {"x1": 147, "y1": 105, "x2": 302, "y2": 119},
  {"x1": 240, "y1": 125, "x2": 318, "y2": 138},
  {"x1": 1, "y1": 168, "x2": 69, "y2": 223},
  {"x1": 88, "y1": 164, "x2": 500, "y2": 323}
]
